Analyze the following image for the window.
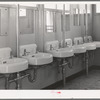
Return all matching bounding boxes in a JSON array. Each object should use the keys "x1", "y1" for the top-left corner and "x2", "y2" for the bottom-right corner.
[
  {"x1": 44, "y1": 4, "x2": 56, "y2": 9},
  {"x1": 87, "y1": 4, "x2": 91, "y2": 14},
  {"x1": 65, "y1": 4, "x2": 70, "y2": 11},
  {"x1": 56, "y1": 4, "x2": 63, "y2": 10},
  {"x1": 19, "y1": 8, "x2": 26, "y2": 17},
  {"x1": 46, "y1": 11, "x2": 55, "y2": 32},
  {"x1": 96, "y1": 4, "x2": 100, "y2": 13}
]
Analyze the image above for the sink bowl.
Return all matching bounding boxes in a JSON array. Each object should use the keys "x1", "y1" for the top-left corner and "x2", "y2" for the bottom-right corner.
[
  {"x1": 72, "y1": 45, "x2": 86, "y2": 54},
  {"x1": 0, "y1": 58, "x2": 28, "y2": 74},
  {"x1": 47, "y1": 47, "x2": 74, "y2": 58},
  {"x1": 93, "y1": 41, "x2": 100, "y2": 48},
  {"x1": 22, "y1": 52, "x2": 53, "y2": 65},
  {"x1": 83, "y1": 43, "x2": 96, "y2": 50}
]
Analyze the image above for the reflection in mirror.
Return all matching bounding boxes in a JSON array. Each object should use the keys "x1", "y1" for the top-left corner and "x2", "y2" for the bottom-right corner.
[
  {"x1": 65, "y1": 4, "x2": 70, "y2": 31},
  {"x1": 61, "y1": 12, "x2": 70, "y2": 32},
  {"x1": 19, "y1": 6, "x2": 35, "y2": 34},
  {"x1": 87, "y1": 4, "x2": 91, "y2": 25},
  {"x1": 83, "y1": 9, "x2": 86, "y2": 25},
  {"x1": 73, "y1": 8, "x2": 80, "y2": 26},
  {"x1": 45, "y1": 10, "x2": 56, "y2": 33},
  {"x1": 44, "y1": 3, "x2": 56, "y2": 9},
  {"x1": 0, "y1": 7, "x2": 8, "y2": 36},
  {"x1": 56, "y1": 4, "x2": 63, "y2": 10},
  {"x1": 19, "y1": 8, "x2": 26, "y2": 17},
  {"x1": 61, "y1": 4, "x2": 70, "y2": 32}
]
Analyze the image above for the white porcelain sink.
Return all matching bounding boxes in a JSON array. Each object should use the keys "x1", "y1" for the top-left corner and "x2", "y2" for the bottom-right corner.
[
  {"x1": 84, "y1": 36, "x2": 100, "y2": 48},
  {"x1": 22, "y1": 52, "x2": 53, "y2": 65},
  {"x1": 0, "y1": 47, "x2": 28, "y2": 74},
  {"x1": 83, "y1": 43, "x2": 96, "y2": 50},
  {"x1": 73, "y1": 37, "x2": 86, "y2": 54},
  {"x1": 47, "y1": 48, "x2": 74, "y2": 58},
  {"x1": 72, "y1": 45, "x2": 86, "y2": 54},
  {"x1": 45, "y1": 40, "x2": 74, "y2": 58},
  {"x1": 20, "y1": 44, "x2": 53, "y2": 65},
  {"x1": 0, "y1": 58, "x2": 28, "y2": 74},
  {"x1": 93, "y1": 41, "x2": 100, "y2": 48}
]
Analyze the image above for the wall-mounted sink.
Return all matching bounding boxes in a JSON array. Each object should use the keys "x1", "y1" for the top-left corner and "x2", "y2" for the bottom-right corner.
[
  {"x1": 45, "y1": 40, "x2": 74, "y2": 58},
  {"x1": 72, "y1": 45, "x2": 86, "y2": 54},
  {"x1": 74, "y1": 37, "x2": 96, "y2": 51},
  {"x1": 0, "y1": 47, "x2": 28, "y2": 74},
  {"x1": 22, "y1": 52, "x2": 53, "y2": 65},
  {"x1": 48, "y1": 47, "x2": 74, "y2": 58},
  {"x1": 20, "y1": 44, "x2": 53, "y2": 65},
  {"x1": 0, "y1": 58, "x2": 28, "y2": 74},
  {"x1": 93, "y1": 41, "x2": 100, "y2": 48},
  {"x1": 84, "y1": 36, "x2": 100, "y2": 48},
  {"x1": 67, "y1": 37, "x2": 86, "y2": 54},
  {"x1": 83, "y1": 43, "x2": 96, "y2": 50}
]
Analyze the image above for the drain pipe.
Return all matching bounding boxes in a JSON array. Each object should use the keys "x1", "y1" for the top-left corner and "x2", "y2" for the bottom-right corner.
[
  {"x1": 28, "y1": 68, "x2": 37, "y2": 83},
  {"x1": 58, "y1": 57, "x2": 73, "y2": 87}
]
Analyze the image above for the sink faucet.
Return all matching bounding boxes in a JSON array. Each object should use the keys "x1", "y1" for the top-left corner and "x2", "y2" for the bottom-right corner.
[
  {"x1": 59, "y1": 42, "x2": 62, "y2": 48},
  {"x1": 23, "y1": 49, "x2": 30, "y2": 56},
  {"x1": 10, "y1": 51, "x2": 13, "y2": 59},
  {"x1": 77, "y1": 40, "x2": 79, "y2": 45},
  {"x1": 50, "y1": 45, "x2": 53, "y2": 50}
]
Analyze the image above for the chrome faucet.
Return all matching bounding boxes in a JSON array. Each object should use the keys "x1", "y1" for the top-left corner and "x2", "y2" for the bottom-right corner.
[
  {"x1": 77, "y1": 40, "x2": 80, "y2": 45},
  {"x1": 10, "y1": 51, "x2": 13, "y2": 59},
  {"x1": 50, "y1": 45, "x2": 53, "y2": 50},
  {"x1": 23, "y1": 49, "x2": 30, "y2": 56},
  {"x1": 59, "y1": 42, "x2": 62, "y2": 48},
  {"x1": 66, "y1": 42, "x2": 69, "y2": 47}
]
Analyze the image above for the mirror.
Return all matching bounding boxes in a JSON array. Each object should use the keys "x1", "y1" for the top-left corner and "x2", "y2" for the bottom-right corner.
[
  {"x1": 45, "y1": 10, "x2": 56, "y2": 33},
  {"x1": 0, "y1": 7, "x2": 8, "y2": 36},
  {"x1": 19, "y1": 5, "x2": 36, "y2": 34},
  {"x1": 73, "y1": 8, "x2": 80, "y2": 26}
]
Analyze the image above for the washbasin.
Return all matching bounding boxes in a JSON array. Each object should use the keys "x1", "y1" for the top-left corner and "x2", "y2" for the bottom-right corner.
[
  {"x1": 84, "y1": 36, "x2": 97, "y2": 49},
  {"x1": 22, "y1": 52, "x2": 53, "y2": 65},
  {"x1": 0, "y1": 58, "x2": 28, "y2": 74},
  {"x1": 47, "y1": 47, "x2": 74, "y2": 58},
  {"x1": 93, "y1": 41, "x2": 100, "y2": 48},
  {"x1": 83, "y1": 43, "x2": 96, "y2": 50},
  {"x1": 72, "y1": 44, "x2": 86, "y2": 54},
  {"x1": 73, "y1": 37, "x2": 86, "y2": 54},
  {"x1": 20, "y1": 44, "x2": 53, "y2": 66},
  {"x1": 45, "y1": 40, "x2": 74, "y2": 58}
]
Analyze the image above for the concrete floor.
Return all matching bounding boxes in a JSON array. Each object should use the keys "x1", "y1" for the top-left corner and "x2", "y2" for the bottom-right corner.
[{"x1": 56, "y1": 69, "x2": 100, "y2": 89}]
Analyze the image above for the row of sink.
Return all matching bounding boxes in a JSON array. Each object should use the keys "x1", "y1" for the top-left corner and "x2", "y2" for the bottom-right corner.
[{"x1": 0, "y1": 36, "x2": 100, "y2": 74}]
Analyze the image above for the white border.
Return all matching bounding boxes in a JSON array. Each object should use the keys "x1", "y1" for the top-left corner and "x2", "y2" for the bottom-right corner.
[{"x1": 0, "y1": 1, "x2": 100, "y2": 99}]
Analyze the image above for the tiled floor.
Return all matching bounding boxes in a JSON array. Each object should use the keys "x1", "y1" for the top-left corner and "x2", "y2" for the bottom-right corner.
[{"x1": 56, "y1": 69, "x2": 100, "y2": 89}]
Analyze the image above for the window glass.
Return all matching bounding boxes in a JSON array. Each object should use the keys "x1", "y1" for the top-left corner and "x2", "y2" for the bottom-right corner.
[
  {"x1": 57, "y1": 4, "x2": 63, "y2": 10},
  {"x1": 19, "y1": 8, "x2": 26, "y2": 17},
  {"x1": 46, "y1": 11, "x2": 55, "y2": 32},
  {"x1": 96, "y1": 4, "x2": 100, "y2": 13},
  {"x1": 65, "y1": 4, "x2": 70, "y2": 11},
  {"x1": 87, "y1": 4, "x2": 91, "y2": 13},
  {"x1": 44, "y1": 4, "x2": 56, "y2": 9}
]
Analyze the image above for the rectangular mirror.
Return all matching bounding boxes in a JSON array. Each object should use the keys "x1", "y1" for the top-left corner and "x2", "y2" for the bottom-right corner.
[
  {"x1": 0, "y1": 7, "x2": 8, "y2": 36},
  {"x1": 61, "y1": 12, "x2": 70, "y2": 32},
  {"x1": 45, "y1": 10, "x2": 56, "y2": 33},
  {"x1": 19, "y1": 6, "x2": 36, "y2": 34},
  {"x1": 73, "y1": 8, "x2": 80, "y2": 26}
]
